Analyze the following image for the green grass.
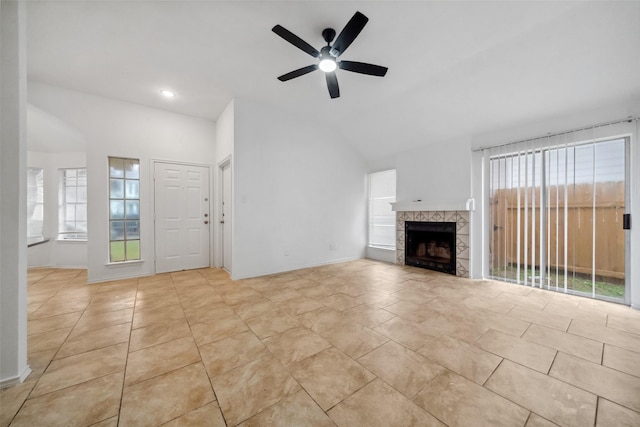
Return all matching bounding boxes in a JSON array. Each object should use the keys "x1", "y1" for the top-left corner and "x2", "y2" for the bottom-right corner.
[
  {"x1": 110, "y1": 240, "x2": 140, "y2": 262},
  {"x1": 490, "y1": 265, "x2": 625, "y2": 299}
]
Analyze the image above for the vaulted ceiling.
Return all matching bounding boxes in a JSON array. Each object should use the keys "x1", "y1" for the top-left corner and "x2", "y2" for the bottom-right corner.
[{"x1": 26, "y1": 1, "x2": 640, "y2": 162}]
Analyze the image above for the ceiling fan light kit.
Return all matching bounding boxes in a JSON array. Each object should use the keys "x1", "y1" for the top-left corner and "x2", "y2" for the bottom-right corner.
[
  {"x1": 318, "y1": 58, "x2": 337, "y2": 73},
  {"x1": 318, "y1": 46, "x2": 337, "y2": 73},
  {"x1": 272, "y1": 11, "x2": 388, "y2": 99}
]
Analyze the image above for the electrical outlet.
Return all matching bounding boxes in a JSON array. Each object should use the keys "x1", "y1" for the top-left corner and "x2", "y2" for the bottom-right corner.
[
  {"x1": 329, "y1": 242, "x2": 337, "y2": 250},
  {"x1": 284, "y1": 247, "x2": 290, "y2": 256}
]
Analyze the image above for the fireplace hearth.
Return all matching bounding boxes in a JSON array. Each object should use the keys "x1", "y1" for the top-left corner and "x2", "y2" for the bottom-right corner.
[{"x1": 405, "y1": 221, "x2": 456, "y2": 275}]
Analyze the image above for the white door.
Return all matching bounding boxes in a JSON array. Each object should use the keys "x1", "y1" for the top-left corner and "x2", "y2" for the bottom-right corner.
[
  {"x1": 221, "y1": 162, "x2": 232, "y2": 272},
  {"x1": 155, "y1": 162, "x2": 210, "y2": 273}
]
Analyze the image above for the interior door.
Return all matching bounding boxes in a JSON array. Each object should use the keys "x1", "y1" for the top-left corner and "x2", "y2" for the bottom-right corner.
[
  {"x1": 221, "y1": 161, "x2": 232, "y2": 273},
  {"x1": 155, "y1": 162, "x2": 210, "y2": 273}
]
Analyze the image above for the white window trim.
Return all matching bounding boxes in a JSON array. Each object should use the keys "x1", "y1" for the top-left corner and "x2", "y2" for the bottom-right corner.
[
  {"x1": 58, "y1": 167, "x2": 88, "y2": 241},
  {"x1": 108, "y1": 157, "x2": 141, "y2": 263},
  {"x1": 368, "y1": 169, "x2": 397, "y2": 250}
]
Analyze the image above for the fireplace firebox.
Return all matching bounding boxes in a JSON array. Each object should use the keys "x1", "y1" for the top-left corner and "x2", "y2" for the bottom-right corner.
[{"x1": 405, "y1": 221, "x2": 456, "y2": 275}]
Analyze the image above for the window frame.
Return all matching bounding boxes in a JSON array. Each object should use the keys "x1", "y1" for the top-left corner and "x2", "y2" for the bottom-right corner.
[
  {"x1": 108, "y1": 156, "x2": 141, "y2": 263},
  {"x1": 58, "y1": 167, "x2": 88, "y2": 241},
  {"x1": 27, "y1": 167, "x2": 45, "y2": 241},
  {"x1": 367, "y1": 169, "x2": 397, "y2": 249}
]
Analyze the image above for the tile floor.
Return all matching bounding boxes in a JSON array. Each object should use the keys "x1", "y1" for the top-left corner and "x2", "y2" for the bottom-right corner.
[{"x1": 2, "y1": 259, "x2": 640, "y2": 426}]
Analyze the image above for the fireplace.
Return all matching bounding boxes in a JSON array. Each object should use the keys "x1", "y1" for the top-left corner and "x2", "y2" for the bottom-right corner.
[
  {"x1": 395, "y1": 210, "x2": 469, "y2": 277},
  {"x1": 405, "y1": 221, "x2": 456, "y2": 275}
]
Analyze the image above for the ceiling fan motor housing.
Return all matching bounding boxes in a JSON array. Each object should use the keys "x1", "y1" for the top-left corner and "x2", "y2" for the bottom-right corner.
[
  {"x1": 320, "y1": 46, "x2": 334, "y2": 59},
  {"x1": 322, "y1": 28, "x2": 336, "y2": 44}
]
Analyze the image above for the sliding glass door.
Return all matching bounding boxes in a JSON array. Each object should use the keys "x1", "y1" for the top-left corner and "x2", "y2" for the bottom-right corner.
[{"x1": 489, "y1": 137, "x2": 628, "y2": 302}]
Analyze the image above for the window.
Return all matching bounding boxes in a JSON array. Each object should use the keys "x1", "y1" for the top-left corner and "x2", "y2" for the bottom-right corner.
[
  {"x1": 109, "y1": 157, "x2": 140, "y2": 262},
  {"x1": 488, "y1": 137, "x2": 627, "y2": 302},
  {"x1": 58, "y1": 168, "x2": 87, "y2": 240},
  {"x1": 368, "y1": 169, "x2": 396, "y2": 248},
  {"x1": 27, "y1": 167, "x2": 44, "y2": 241}
]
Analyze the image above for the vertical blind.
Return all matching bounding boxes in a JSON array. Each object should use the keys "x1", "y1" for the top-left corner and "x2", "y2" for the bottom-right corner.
[{"x1": 483, "y1": 120, "x2": 631, "y2": 302}]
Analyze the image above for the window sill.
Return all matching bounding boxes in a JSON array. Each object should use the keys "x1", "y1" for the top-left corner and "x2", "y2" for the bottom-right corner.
[
  {"x1": 368, "y1": 245, "x2": 396, "y2": 251},
  {"x1": 105, "y1": 259, "x2": 144, "y2": 267},
  {"x1": 28, "y1": 237, "x2": 51, "y2": 248},
  {"x1": 56, "y1": 239, "x2": 88, "y2": 243}
]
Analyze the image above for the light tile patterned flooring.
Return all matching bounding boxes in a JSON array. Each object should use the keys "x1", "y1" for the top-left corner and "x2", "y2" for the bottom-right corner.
[{"x1": 2, "y1": 259, "x2": 640, "y2": 426}]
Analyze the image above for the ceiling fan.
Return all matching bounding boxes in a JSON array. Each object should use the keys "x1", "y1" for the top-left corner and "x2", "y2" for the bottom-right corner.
[{"x1": 272, "y1": 11, "x2": 388, "y2": 99}]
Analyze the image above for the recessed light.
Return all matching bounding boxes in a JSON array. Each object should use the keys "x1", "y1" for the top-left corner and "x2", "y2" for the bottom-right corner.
[{"x1": 160, "y1": 90, "x2": 175, "y2": 98}]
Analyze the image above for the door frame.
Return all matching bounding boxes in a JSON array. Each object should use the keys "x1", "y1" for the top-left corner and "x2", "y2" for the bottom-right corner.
[
  {"x1": 624, "y1": 136, "x2": 631, "y2": 306},
  {"x1": 215, "y1": 156, "x2": 232, "y2": 272},
  {"x1": 152, "y1": 159, "x2": 213, "y2": 274}
]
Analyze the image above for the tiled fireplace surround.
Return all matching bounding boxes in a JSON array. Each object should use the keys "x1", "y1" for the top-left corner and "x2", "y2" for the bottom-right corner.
[{"x1": 395, "y1": 210, "x2": 470, "y2": 278}]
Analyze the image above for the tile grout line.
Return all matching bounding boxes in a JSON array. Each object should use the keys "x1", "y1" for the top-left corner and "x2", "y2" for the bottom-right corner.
[
  {"x1": 480, "y1": 358, "x2": 577, "y2": 426},
  {"x1": 13, "y1": 269, "x2": 92, "y2": 424},
  {"x1": 546, "y1": 349, "x2": 560, "y2": 376},
  {"x1": 481, "y1": 356, "x2": 505, "y2": 387},
  {"x1": 187, "y1": 269, "x2": 230, "y2": 427},
  {"x1": 5, "y1": 268, "x2": 59, "y2": 426},
  {"x1": 115, "y1": 276, "x2": 140, "y2": 426},
  {"x1": 24, "y1": 270, "x2": 87, "y2": 397}
]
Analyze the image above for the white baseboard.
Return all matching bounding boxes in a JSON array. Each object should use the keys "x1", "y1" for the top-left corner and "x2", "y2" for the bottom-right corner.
[
  {"x1": 87, "y1": 271, "x2": 152, "y2": 285},
  {"x1": 230, "y1": 256, "x2": 362, "y2": 281},
  {"x1": 0, "y1": 365, "x2": 32, "y2": 390}
]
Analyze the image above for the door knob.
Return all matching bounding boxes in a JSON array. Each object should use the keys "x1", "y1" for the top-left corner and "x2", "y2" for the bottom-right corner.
[
  {"x1": 204, "y1": 220, "x2": 209, "y2": 224},
  {"x1": 220, "y1": 220, "x2": 224, "y2": 224}
]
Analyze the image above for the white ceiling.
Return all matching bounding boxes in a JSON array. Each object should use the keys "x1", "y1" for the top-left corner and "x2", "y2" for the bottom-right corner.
[{"x1": 26, "y1": 1, "x2": 640, "y2": 163}]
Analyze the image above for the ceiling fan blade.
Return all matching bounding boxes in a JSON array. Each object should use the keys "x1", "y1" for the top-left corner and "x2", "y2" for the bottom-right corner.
[
  {"x1": 272, "y1": 25, "x2": 320, "y2": 58},
  {"x1": 330, "y1": 11, "x2": 368, "y2": 57},
  {"x1": 325, "y1": 72, "x2": 340, "y2": 99},
  {"x1": 277, "y1": 64, "x2": 319, "y2": 81},
  {"x1": 338, "y1": 60, "x2": 388, "y2": 77}
]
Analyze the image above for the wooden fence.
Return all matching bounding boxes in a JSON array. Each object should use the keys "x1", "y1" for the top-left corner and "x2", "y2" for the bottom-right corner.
[{"x1": 490, "y1": 182, "x2": 625, "y2": 279}]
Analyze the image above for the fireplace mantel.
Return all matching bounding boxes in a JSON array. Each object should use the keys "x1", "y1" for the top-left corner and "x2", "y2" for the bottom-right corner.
[{"x1": 391, "y1": 198, "x2": 474, "y2": 212}]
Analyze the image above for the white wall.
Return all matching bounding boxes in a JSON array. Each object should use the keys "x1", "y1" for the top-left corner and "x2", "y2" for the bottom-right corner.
[
  {"x1": 632, "y1": 119, "x2": 640, "y2": 309},
  {"x1": 231, "y1": 98, "x2": 367, "y2": 279},
  {"x1": 216, "y1": 99, "x2": 234, "y2": 162},
  {"x1": 214, "y1": 100, "x2": 234, "y2": 269},
  {"x1": 27, "y1": 151, "x2": 88, "y2": 268},
  {"x1": 395, "y1": 137, "x2": 472, "y2": 208},
  {"x1": 1, "y1": 0, "x2": 30, "y2": 387},
  {"x1": 28, "y1": 83, "x2": 216, "y2": 283},
  {"x1": 366, "y1": 138, "x2": 474, "y2": 265}
]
